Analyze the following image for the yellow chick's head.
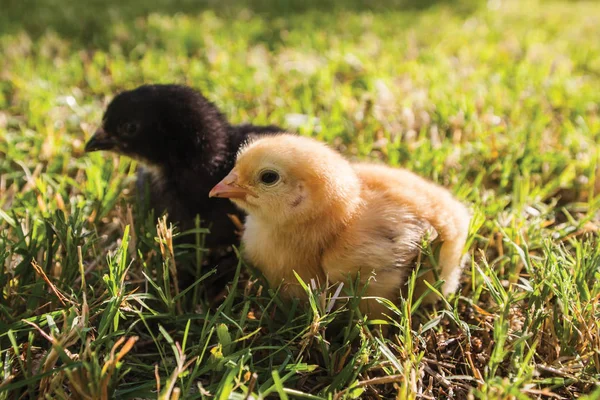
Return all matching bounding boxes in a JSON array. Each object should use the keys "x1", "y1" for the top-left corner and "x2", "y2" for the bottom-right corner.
[{"x1": 209, "y1": 134, "x2": 361, "y2": 226}]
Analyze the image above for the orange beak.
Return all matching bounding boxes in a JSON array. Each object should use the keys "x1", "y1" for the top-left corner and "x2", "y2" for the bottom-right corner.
[{"x1": 209, "y1": 172, "x2": 255, "y2": 199}]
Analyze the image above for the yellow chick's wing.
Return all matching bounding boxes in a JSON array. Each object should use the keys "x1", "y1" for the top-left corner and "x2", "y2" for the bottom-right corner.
[
  {"x1": 322, "y1": 188, "x2": 429, "y2": 317},
  {"x1": 350, "y1": 163, "x2": 471, "y2": 303}
]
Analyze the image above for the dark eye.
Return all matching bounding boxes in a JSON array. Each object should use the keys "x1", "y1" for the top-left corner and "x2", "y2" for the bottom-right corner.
[
  {"x1": 259, "y1": 170, "x2": 280, "y2": 185},
  {"x1": 122, "y1": 122, "x2": 139, "y2": 137}
]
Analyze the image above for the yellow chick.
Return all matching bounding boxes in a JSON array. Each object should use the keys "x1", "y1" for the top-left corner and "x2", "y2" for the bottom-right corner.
[{"x1": 209, "y1": 134, "x2": 470, "y2": 316}]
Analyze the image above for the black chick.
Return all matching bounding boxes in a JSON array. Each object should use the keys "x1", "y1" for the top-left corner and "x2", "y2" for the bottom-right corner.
[{"x1": 85, "y1": 84, "x2": 284, "y2": 293}]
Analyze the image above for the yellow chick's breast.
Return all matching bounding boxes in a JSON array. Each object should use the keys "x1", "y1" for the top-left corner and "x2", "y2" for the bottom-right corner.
[{"x1": 242, "y1": 214, "x2": 328, "y2": 299}]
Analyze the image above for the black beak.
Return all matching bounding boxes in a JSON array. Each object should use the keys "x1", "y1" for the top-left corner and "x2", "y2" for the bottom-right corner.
[{"x1": 85, "y1": 127, "x2": 115, "y2": 152}]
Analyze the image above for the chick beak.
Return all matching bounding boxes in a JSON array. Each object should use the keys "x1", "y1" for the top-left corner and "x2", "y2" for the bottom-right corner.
[
  {"x1": 85, "y1": 127, "x2": 116, "y2": 152},
  {"x1": 209, "y1": 172, "x2": 254, "y2": 199}
]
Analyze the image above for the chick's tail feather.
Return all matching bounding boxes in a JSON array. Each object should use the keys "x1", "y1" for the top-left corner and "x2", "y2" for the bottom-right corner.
[{"x1": 423, "y1": 198, "x2": 471, "y2": 302}]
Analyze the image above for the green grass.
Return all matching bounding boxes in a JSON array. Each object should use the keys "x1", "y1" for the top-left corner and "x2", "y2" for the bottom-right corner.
[{"x1": 2, "y1": 0, "x2": 600, "y2": 398}]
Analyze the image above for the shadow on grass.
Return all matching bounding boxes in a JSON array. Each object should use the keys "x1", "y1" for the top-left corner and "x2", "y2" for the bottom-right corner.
[{"x1": 1, "y1": 0, "x2": 482, "y2": 48}]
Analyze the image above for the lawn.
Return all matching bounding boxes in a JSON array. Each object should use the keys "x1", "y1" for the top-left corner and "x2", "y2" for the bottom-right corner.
[{"x1": 2, "y1": 0, "x2": 600, "y2": 398}]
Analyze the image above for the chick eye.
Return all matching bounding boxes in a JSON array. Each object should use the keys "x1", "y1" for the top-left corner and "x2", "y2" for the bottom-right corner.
[
  {"x1": 122, "y1": 122, "x2": 139, "y2": 137},
  {"x1": 259, "y1": 170, "x2": 280, "y2": 185}
]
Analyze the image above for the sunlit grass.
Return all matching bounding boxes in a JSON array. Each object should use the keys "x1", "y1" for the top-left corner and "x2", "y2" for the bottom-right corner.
[{"x1": 1, "y1": 0, "x2": 600, "y2": 398}]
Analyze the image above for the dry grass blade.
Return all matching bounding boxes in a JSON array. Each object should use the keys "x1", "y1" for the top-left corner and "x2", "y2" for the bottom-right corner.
[
  {"x1": 156, "y1": 215, "x2": 182, "y2": 314},
  {"x1": 334, "y1": 374, "x2": 404, "y2": 400},
  {"x1": 244, "y1": 373, "x2": 258, "y2": 400},
  {"x1": 31, "y1": 260, "x2": 73, "y2": 307},
  {"x1": 99, "y1": 336, "x2": 139, "y2": 398},
  {"x1": 21, "y1": 318, "x2": 82, "y2": 396},
  {"x1": 158, "y1": 356, "x2": 198, "y2": 400}
]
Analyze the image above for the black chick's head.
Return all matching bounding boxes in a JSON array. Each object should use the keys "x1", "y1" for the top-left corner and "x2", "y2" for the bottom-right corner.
[{"x1": 85, "y1": 84, "x2": 229, "y2": 168}]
